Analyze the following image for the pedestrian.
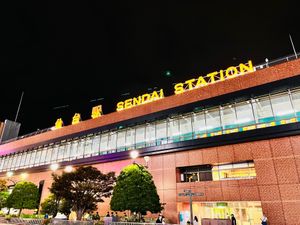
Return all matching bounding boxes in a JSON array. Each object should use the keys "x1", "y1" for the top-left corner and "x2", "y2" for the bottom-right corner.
[
  {"x1": 261, "y1": 214, "x2": 268, "y2": 225},
  {"x1": 106, "y1": 212, "x2": 110, "y2": 217},
  {"x1": 94, "y1": 212, "x2": 100, "y2": 220},
  {"x1": 44, "y1": 213, "x2": 49, "y2": 219},
  {"x1": 193, "y1": 216, "x2": 199, "y2": 225},
  {"x1": 156, "y1": 214, "x2": 163, "y2": 223},
  {"x1": 123, "y1": 212, "x2": 128, "y2": 222},
  {"x1": 231, "y1": 214, "x2": 236, "y2": 225}
]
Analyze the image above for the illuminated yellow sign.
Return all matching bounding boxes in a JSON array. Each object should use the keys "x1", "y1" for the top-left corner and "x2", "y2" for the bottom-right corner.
[
  {"x1": 116, "y1": 89, "x2": 164, "y2": 111},
  {"x1": 91, "y1": 105, "x2": 103, "y2": 119},
  {"x1": 174, "y1": 60, "x2": 254, "y2": 94},
  {"x1": 55, "y1": 118, "x2": 64, "y2": 129},
  {"x1": 72, "y1": 113, "x2": 81, "y2": 125}
]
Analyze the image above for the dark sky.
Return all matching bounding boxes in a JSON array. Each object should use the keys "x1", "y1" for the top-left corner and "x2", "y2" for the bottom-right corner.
[{"x1": 0, "y1": 1, "x2": 299, "y2": 135}]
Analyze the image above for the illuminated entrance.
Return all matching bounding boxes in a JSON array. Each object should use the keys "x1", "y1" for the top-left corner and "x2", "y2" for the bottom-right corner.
[{"x1": 178, "y1": 201, "x2": 262, "y2": 225}]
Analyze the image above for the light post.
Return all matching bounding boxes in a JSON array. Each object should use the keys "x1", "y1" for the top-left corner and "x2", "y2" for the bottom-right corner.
[
  {"x1": 130, "y1": 150, "x2": 139, "y2": 163},
  {"x1": 143, "y1": 156, "x2": 150, "y2": 168}
]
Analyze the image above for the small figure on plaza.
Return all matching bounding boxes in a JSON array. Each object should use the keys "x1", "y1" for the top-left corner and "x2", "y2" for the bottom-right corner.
[
  {"x1": 231, "y1": 214, "x2": 237, "y2": 225},
  {"x1": 193, "y1": 216, "x2": 199, "y2": 225},
  {"x1": 106, "y1": 211, "x2": 110, "y2": 217},
  {"x1": 261, "y1": 214, "x2": 268, "y2": 225},
  {"x1": 156, "y1": 214, "x2": 163, "y2": 223}
]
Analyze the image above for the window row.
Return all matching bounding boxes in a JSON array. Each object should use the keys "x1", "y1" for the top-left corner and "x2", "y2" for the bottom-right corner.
[
  {"x1": 1, "y1": 88, "x2": 300, "y2": 172},
  {"x1": 178, "y1": 161, "x2": 256, "y2": 182}
]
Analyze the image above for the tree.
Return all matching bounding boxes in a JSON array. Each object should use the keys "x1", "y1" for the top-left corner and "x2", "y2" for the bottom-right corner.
[
  {"x1": 6, "y1": 181, "x2": 39, "y2": 216},
  {"x1": 0, "y1": 191, "x2": 9, "y2": 208},
  {"x1": 41, "y1": 195, "x2": 59, "y2": 217},
  {"x1": 49, "y1": 166, "x2": 116, "y2": 220},
  {"x1": 0, "y1": 179, "x2": 7, "y2": 192},
  {"x1": 110, "y1": 164, "x2": 162, "y2": 220},
  {"x1": 59, "y1": 198, "x2": 72, "y2": 219}
]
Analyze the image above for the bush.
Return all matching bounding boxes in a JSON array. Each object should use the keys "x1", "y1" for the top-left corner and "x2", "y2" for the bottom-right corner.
[
  {"x1": 20, "y1": 214, "x2": 44, "y2": 219},
  {"x1": 0, "y1": 210, "x2": 5, "y2": 217},
  {"x1": 5, "y1": 215, "x2": 11, "y2": 220}
]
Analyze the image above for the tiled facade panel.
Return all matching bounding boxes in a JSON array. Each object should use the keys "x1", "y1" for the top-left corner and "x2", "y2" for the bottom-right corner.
[{"x1": 2, "y1": 134, "x2": 300, "y2": 224}]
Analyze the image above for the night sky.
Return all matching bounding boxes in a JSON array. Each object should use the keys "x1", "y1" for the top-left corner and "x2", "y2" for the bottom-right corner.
[{"x1": 0, "y1": 2, "x2": 299, "y2": 135}]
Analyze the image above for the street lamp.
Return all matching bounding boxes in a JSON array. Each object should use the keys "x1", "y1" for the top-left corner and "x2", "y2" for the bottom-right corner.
[
  {"x1": 6, "y1": 171, "x2": 13, "y2": 178},
  {"x1": 130, "y1": 150, "x2": 139, "y2": 163},
  {"x1": 143, "y1": 156, "x2": 150, "y2": 168},
  {"x1": 50, "y1": 163, "x2": 59, "y2": 171},
  {"x1": 64, "y1": 165, "x2": 73, "y2": 173}
]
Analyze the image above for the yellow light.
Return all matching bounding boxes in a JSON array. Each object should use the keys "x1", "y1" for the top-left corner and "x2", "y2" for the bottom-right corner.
[
  {"x1": 50, "y1": 163, "x2": 59, "y2": 171},
  {"x1": 20, "y1": 172, "x2": 28, "y2": 180},
  {"x1": 6, "y1": 171, "x2": 13, "y2": 177},
  {"x1": 64, "y1": 165, "x2": 73, "y2": 173}
]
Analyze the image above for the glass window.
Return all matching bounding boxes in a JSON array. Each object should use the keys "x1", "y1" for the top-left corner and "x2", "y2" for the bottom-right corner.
[
  {"x1": 252, "y1": 97, "x2": 274, "y2": 124},
  {"x1": 9, "y1": 155, "x2": 16, "y2": 170},
  {"x1": 34, "y1": 150, "x2": 42, "y2": 165},
  {"x1": 45, "y1": 147, "x2": 53, "y2": 164},
  {"x1": 193, "y1": 111, "x2": 206, "y2": 137},
  {"x1": 212, "y1": 161, "x2": 256, "y2": 181},
  {"x1": 50, "y1": 145, "x2": 59, "y2": 162},
  {"x1": 271, "y1": 92, "x2": 294, "y2": 120},
  {"x1": 91, "y1": 135, "x2": 100, "y2": 156},
  {"x1": 40, "y1": 148, "x2": 48, "y2": 164},
  {"x1": 63, "y1": 142, "x2": 71, "y2": 160},
  {"x1": 7, "y1": 156, "x2": 13, "y2": 170},
  {"x1": 57, "y1": 144, "x2": 65, "y2": 161},
  {"x1": 221, "y1": 105, "x2": 237, "y2": 130},
  {"x1": 2, "y1": 156, "x2": 9, "y2": 171},
  {"x1": 205, "y1": 107, "x2": 222, "y2": 134},
  {"x1": 70, "y1": 140, "x2": 78, "y2": 160},
  {"x1": 29, "y1": 150, "x2": 37, "y2": 167},
  {"x1": 291, "y1": 89, "x2": 300, "y2": 116},
  {"x1": 168, "y1": 118, "x2": 180, "y2": 143},
  {"x1": 125, "y1": 128, "x2": 136, "y2": 150},
  {"x1": 100, "y1": 133, "x2": 109, "y2": 154},
  {"x1": 235, "y1": 101, "x2": 255, "y2": 127},
  {"x1": 24, "y1": 152, "x2": 31, "y2": 167},
  {"x1": 180, "y1": 115, "x2": 193, "y2": 140},
  {"x1": 76, "y1": 139, "x2": 85, "y2": 159},
  {"x1": 156, "y1": 120, "x2": 167, "y2": 144},
  {"x1": 117, "y1": 130, "x2": 126, "y2": 151},
  {"x1": 135, "y1": 125, "x2": 146, "y2": 148},
  {"x1": 107, "y1": 132, "x2": 117, "y2": 152},
  {"x1": 145, "y1": 123, "x2": 156, "y2": 147},
  {"x1": 84, "y1": 137, "x2": 93, "y2": 157},
  {"x1": 0, "y1": 157, "x2": 4, "y2": 171}
]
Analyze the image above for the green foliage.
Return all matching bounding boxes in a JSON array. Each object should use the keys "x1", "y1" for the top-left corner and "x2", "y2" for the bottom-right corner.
[
  {"x1": 20, "y1": 214, "x2": 44, "y2": 219},
  {"x1": 59, "y1": 198, "x2": 72, "y2": 218},
  {"x1": 110, "y1": 164, "x2": 162, "y2": 216},
  {"x1": 49, "y1": 166, "x2": 116, "y2": 220},
  {"x1": 41, "y1": 195, "x2": 59, "y2": 217},
  {"x1": 0, "y1": 191, "x2": 9, "y2": 209},
  {"x1": 0, "y1": 179, "x2": 8, "y2": 192},
  {"x1": 6, "y1": 181, "x2": 39, "y2": 215}
]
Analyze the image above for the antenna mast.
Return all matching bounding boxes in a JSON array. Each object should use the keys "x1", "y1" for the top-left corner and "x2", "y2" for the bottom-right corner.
[{"x1": 15, "y1": 91, "x2": 24, "y2": 122}]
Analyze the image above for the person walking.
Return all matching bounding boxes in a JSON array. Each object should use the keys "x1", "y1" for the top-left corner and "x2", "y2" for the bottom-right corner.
[
  {"x1": 193, "y1": 216, "x2": 199, "y2": 225},
  {"x1": 231, "y1": 214, "x2": 237, "y2": 225},
  {"x1": 156, "y1": 214, "x2": 163, "y2": 223},
  {"x1": 261, "y1": 214, "x2": 268, "y2": 225}
]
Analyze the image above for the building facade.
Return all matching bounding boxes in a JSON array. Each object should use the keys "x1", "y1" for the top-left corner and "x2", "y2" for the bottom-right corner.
[{"x1": 1, "y1": 56, "x2": 300, "y2": 225}]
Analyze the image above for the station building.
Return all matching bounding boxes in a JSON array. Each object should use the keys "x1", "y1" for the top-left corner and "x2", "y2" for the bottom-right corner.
[{"x1": 1, "y1": 55, "x2": 300, "y2": 225}]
